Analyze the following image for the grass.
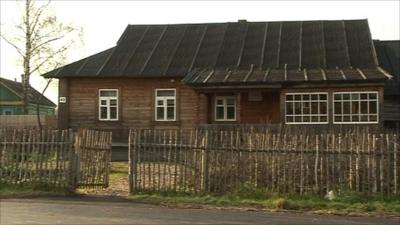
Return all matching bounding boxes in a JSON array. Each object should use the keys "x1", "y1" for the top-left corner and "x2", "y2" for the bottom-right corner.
[
  {"x1": 109, "y1": 162, "x2": 129, "y2": 184},
  {"x1": 0, "y1": 182, "x2": 71, "y2": 198},
  {"x1": 129, "y1": 185, "x2": 400, "y2": 215}
]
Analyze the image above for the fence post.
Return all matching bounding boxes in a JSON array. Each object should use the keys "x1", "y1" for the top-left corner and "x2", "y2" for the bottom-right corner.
[
  {"x1": 201, "y1": 129, "x2": 209, "y2": 192},
  {"x1": 68, "y1": 129, "x2": 77, "y2": 191},
  {"x1": 129, "y1": 129, "x2": 137, "y2": 193}
]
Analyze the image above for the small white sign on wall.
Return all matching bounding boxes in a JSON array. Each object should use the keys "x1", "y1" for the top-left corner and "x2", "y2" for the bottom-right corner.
[{"x1": 59, "y1": 97, "x2": 67, "y2": 103}]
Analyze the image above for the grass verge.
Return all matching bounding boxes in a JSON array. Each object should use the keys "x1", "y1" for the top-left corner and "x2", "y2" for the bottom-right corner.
[
  {"x1": 129, "y1": 188, "x2": 400, "y2": 216},
  {"x1": 0, "y1": 182, "x2": 71, "y2": 198}
]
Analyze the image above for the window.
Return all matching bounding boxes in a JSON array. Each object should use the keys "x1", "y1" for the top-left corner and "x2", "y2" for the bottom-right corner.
[
  {"x1": 285, "y1": 93, "x2": 328, "y2": 124},
  {"x1": 333, "y1": 92, "x2": 378, "y2": 124},
  {"x1": 3, "y1": 109, "x2": 13, "y2": 115},
  {"x1": 98, "y1": 89, "x2": 118, "y2": 121},
  {"x1": 155, "y1": 89, "x2": 176, "y2": 121},
  {"x1": 215, "y1": 96, "x2": 236, "y2": 121}
]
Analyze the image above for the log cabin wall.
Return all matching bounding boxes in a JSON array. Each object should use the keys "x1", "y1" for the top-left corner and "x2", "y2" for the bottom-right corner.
[{"x1": 64, "y1": 78, "x2": 208, "y2": 139}]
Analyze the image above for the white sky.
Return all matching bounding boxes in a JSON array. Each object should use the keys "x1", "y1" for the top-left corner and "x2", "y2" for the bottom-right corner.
[{"x1": 1, "y1": 0, "x2": 399, "y2": 104}]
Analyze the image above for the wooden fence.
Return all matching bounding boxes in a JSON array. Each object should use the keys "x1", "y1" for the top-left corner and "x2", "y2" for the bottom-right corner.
[
  {"x1": 0, "y1": 129, "x2": 74, "y2": 188},
  {"x1": 129, "y1": 127, "x2": 400, "y2": 195},
  {"x1": 0, "y1": 128, "x2": 112, "y2": 189},
  {"x1": 0, "y1": 115, "x2": 57, "y2": 129},
  {"x1": 75, "y1": 129, "x2": 112, "y2": 188}
]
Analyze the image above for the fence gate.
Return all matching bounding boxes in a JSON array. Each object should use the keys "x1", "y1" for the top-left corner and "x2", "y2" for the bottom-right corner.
[{"x1": 75, "y1": 129, "x2": 112, "y2": 188}]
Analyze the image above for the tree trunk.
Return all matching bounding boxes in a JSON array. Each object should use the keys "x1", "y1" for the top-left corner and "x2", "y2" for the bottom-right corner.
[{"x1": 22, "y1": 0, "x2": 32, "y2": 114}]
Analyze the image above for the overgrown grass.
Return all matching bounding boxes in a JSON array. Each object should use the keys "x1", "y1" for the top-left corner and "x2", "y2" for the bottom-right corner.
[
  {"x1": 0, "y1": 182, "x2": 71, "y2": 197},
  {"x1": 109, "y1": 162, "x2": 129, "y2": 184},
  {"x1": 129, "y1": 185, "x2": 400, "y2": 215}
]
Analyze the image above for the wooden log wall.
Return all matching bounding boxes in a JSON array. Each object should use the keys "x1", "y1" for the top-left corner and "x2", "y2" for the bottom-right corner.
[{"x1": 129, "y1": 126, "x2": 400, "y2": 195}]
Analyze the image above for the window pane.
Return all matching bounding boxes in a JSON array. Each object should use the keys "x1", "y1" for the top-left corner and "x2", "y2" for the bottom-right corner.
[
  {"x1": 216, "y1": 99, "x2": 224, "y2": 105},
  {"x1": 303, "y1": 116, "x2": 310, "y2": 122},
  {"x1": 352, "y1": 115, "x2": 359, "y2": 122},
  {"x1": 343, "y1": 115, "x2": 351, "y2": 122},
  {"x1": 100, "y1": 100, "x2": 107, "y2": 106},
  {"x1": 360, "y1": 101, "x2": 368, "y2": 114},
  {"x1": 311, "y1": 116, "x2": 319, "y2": 122},
  {"x1": 294, "y1": 95, "x2": 301, "y2": 101},
  {"x1": 167, "y1": 99, "x2": 175, "y2": 107},
  {"x1": 110, "y1": 99, "x2": 117, "y2": 106},
  {"x1": 226, "y1": 98, "x2": 235, "y2": 106},
  {"x1": 360, "y1": 115, "x2": 368, "y2": 122},
  {"x1": 100, "y1": 90, "x2": 117, "y2": 97},
  {"x1": 352, "y1": 101, "x2": 359, "y2": 114},
  {"x1": 369, "y1": 93, "x2": 377, "y2": 100},
  {"x1": 369, "y1": 101, "x2": 377, "y2": 114},
  {"x1": 157, "y1": 90, "x2": 175, "y2": 97},
  {"x1": 311, "y1": 102, "x2": 318, "y2": 114},
  {"x1": 334, "y1": 116, "x2": 342, "y2": 122},
  {"x1": 360, "y1": 93, "x2": 368, "y2": 100},
  {"x1": 320, "y1": 102, "x2": 327, "y2": 114},
  {"x1": 309, "y1": 94, "x2": 317, "y2": 100},
  {"x1": 351, "y1": 93, "x2": 359, "y2": 100},
  {"x1": 286, "y1": 95, "x2": 293, "y2": 101},
  {"x1": 295, "y1": 102, "x2": 301, "y2": 114},
  {"x1": 303, "y1": 102, "x2": 310, "y2": 114},
  {"x1": 320, "y1": 116, "x2": 327, "y2": 122},
  {"x1": 157, "y1": 107, "x2": 164, "y2": 120},
  {"x1": 295, "y1": 116, "x2": 301, "y2": 122},
  {"x1": 216, "y1": 106, "x2": 224, "y2": 120},
  {"x1": 286, "y1": 116, "x2": 293, "y2": 123},
  {"x1": 334, "y1": 102, "x2": 341, "y2": 114},
  {"x1": 343, "y1": 102, "x2": 350, "y2": 114},
  {"x1": 100, "y1": 107, "x2": 108, "y2": 119},
  {"x1": 343, "y1": 94, "x2": 350, "y2": 100},
  {"x1": 227, "y1": 106, "x2": 235, "y2": 119},
  {"x1": 334, "y1": 94, "x2": 342, "y2": 101},
  {"x1": 286, "y1": 102, "x2": 294, "y2": 115},
  {"x1": 369, "y1": 115, "x2": 377, "y2": 122},
  {"x1": 110, "y1": 107, "x2": 117, "y2": 119},
  {"x1": 303, "y1": 94, "x2": 310, "y2": 100},
  {"x1": 157, "y1": 100, "x2": 164, "y2": 106},
  {"x1": 167, "y1": 107, "x2": 174, "y2": 120},
  {"x1": 319, "y1": 94, "x2": 327, "y2": 100}
]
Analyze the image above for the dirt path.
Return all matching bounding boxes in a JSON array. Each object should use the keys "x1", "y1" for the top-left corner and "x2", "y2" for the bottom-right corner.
[{"x1": 77, "y1": 162, "x2": 129, "y2": 197}]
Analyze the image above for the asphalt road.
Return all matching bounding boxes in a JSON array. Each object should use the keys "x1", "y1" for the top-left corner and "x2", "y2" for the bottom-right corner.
[{"x1": 1, "y1": 197, "x2": 399, "y2": 225}]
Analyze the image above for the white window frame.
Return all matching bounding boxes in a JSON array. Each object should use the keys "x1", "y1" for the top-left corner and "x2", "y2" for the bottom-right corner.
[
  {"x1": 333, "y1": 91, "x2": 379, "y2": 124},
  {"x1": 285, "y1": 92, "x2": 329, "y2": 124},
  {"x1": 215, "y1": 96, "x2": 236, "y2": 121},
  {"x1": 98, "y1": 89, "x2": 119, "y2": 121},
  {"x1": 155, "y1": 89, "x2": 176, "y2": 121}
]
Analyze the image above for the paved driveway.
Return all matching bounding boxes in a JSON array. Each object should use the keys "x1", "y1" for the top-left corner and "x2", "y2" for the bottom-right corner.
[{"x1": 1, "y1": 197, "x2": 399, "y2": 225}]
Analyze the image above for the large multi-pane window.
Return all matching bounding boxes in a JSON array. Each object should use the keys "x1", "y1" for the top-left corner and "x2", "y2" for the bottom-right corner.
[
  {"x1": 285, "y1": 93, "x2": 328, "y2": 124},
  {"x1": 99, "y1": 89, "x2": 118, "y2": 121},
  {"x1": 155, "y1": 89, "x2": 176, "y2": 121},
  {"x1": 215, "y1": 96, "x2": 236, "y2": 121},
  {"x1": 333, "y1": 92, "x2": 378, "y2": 124}
]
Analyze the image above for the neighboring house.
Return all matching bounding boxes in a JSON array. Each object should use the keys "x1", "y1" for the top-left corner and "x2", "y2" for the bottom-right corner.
[
  {"x1": 42, "y1": 19, "x2": 392, "y2": 139},
  {"x1": 373, "y1": 40, "x2": 400, "y2": 129},
  {"x1": 0, "y1": 77, "x2": 56, "y2": 115}
]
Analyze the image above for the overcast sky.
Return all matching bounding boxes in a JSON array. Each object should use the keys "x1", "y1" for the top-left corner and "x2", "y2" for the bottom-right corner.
[{"x1": 1, "y1": 0, "x2": 399, "y2": 104}]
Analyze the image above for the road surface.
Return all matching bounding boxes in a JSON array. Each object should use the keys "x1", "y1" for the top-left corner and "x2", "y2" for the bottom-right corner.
[{"x1": 1, "y1": 196, "x2": 399, "y2": 225}]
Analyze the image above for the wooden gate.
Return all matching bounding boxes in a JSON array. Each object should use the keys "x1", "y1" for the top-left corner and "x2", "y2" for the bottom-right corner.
[{"x1": 75, "y1": 129, "x2": 112, "y2": 188}]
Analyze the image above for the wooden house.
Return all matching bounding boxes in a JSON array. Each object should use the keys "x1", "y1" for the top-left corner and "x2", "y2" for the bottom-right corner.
[
  {"x1": 42, "y1": 19, "x2": 393, "y2": 140},
  {"x1": 0, "y1": 77, "x2": 56, "y2": 115},
  {"x1": 373, "y1": 40, "x2": 400, "y2": 129}
]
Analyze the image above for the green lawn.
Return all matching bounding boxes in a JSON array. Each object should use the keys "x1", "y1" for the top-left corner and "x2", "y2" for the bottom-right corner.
[{"x1": 129, "y1": 188, "x2": 400, "y2": 215}]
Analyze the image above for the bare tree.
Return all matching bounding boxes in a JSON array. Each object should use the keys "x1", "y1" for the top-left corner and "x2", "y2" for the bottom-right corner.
[{"x1": 1, "y1": 0, "x2": 83, "y2": 114}]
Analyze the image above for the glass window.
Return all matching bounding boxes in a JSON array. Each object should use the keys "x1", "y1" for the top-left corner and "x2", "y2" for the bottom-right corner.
[
  {"x1": 155, "y1": 89, "x2": 176, "y2": 121},
  {"x1": 98, "y1": 89, "x2": 118, "y2": 121},
  {"x1": 215, "y1": 96, "x2": 236, "y2": 121},
  {"x1": 333, "y1": 92, "x2": 379, "y2": 124},
  {"x1": 285, "y1": 93, "x2": 328, "y2": 124}
]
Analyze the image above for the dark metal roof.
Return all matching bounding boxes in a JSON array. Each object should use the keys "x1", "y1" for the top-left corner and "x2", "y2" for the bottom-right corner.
[
  {"x1": 43, "y1": 19, "x2": 390, "y2": 86},
  {"x1": 0, "y1": 77, "x2": 56, "y2": 107},
  {"x1": 374, "y1": 40, "x2": 400, "y2": 96}
]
